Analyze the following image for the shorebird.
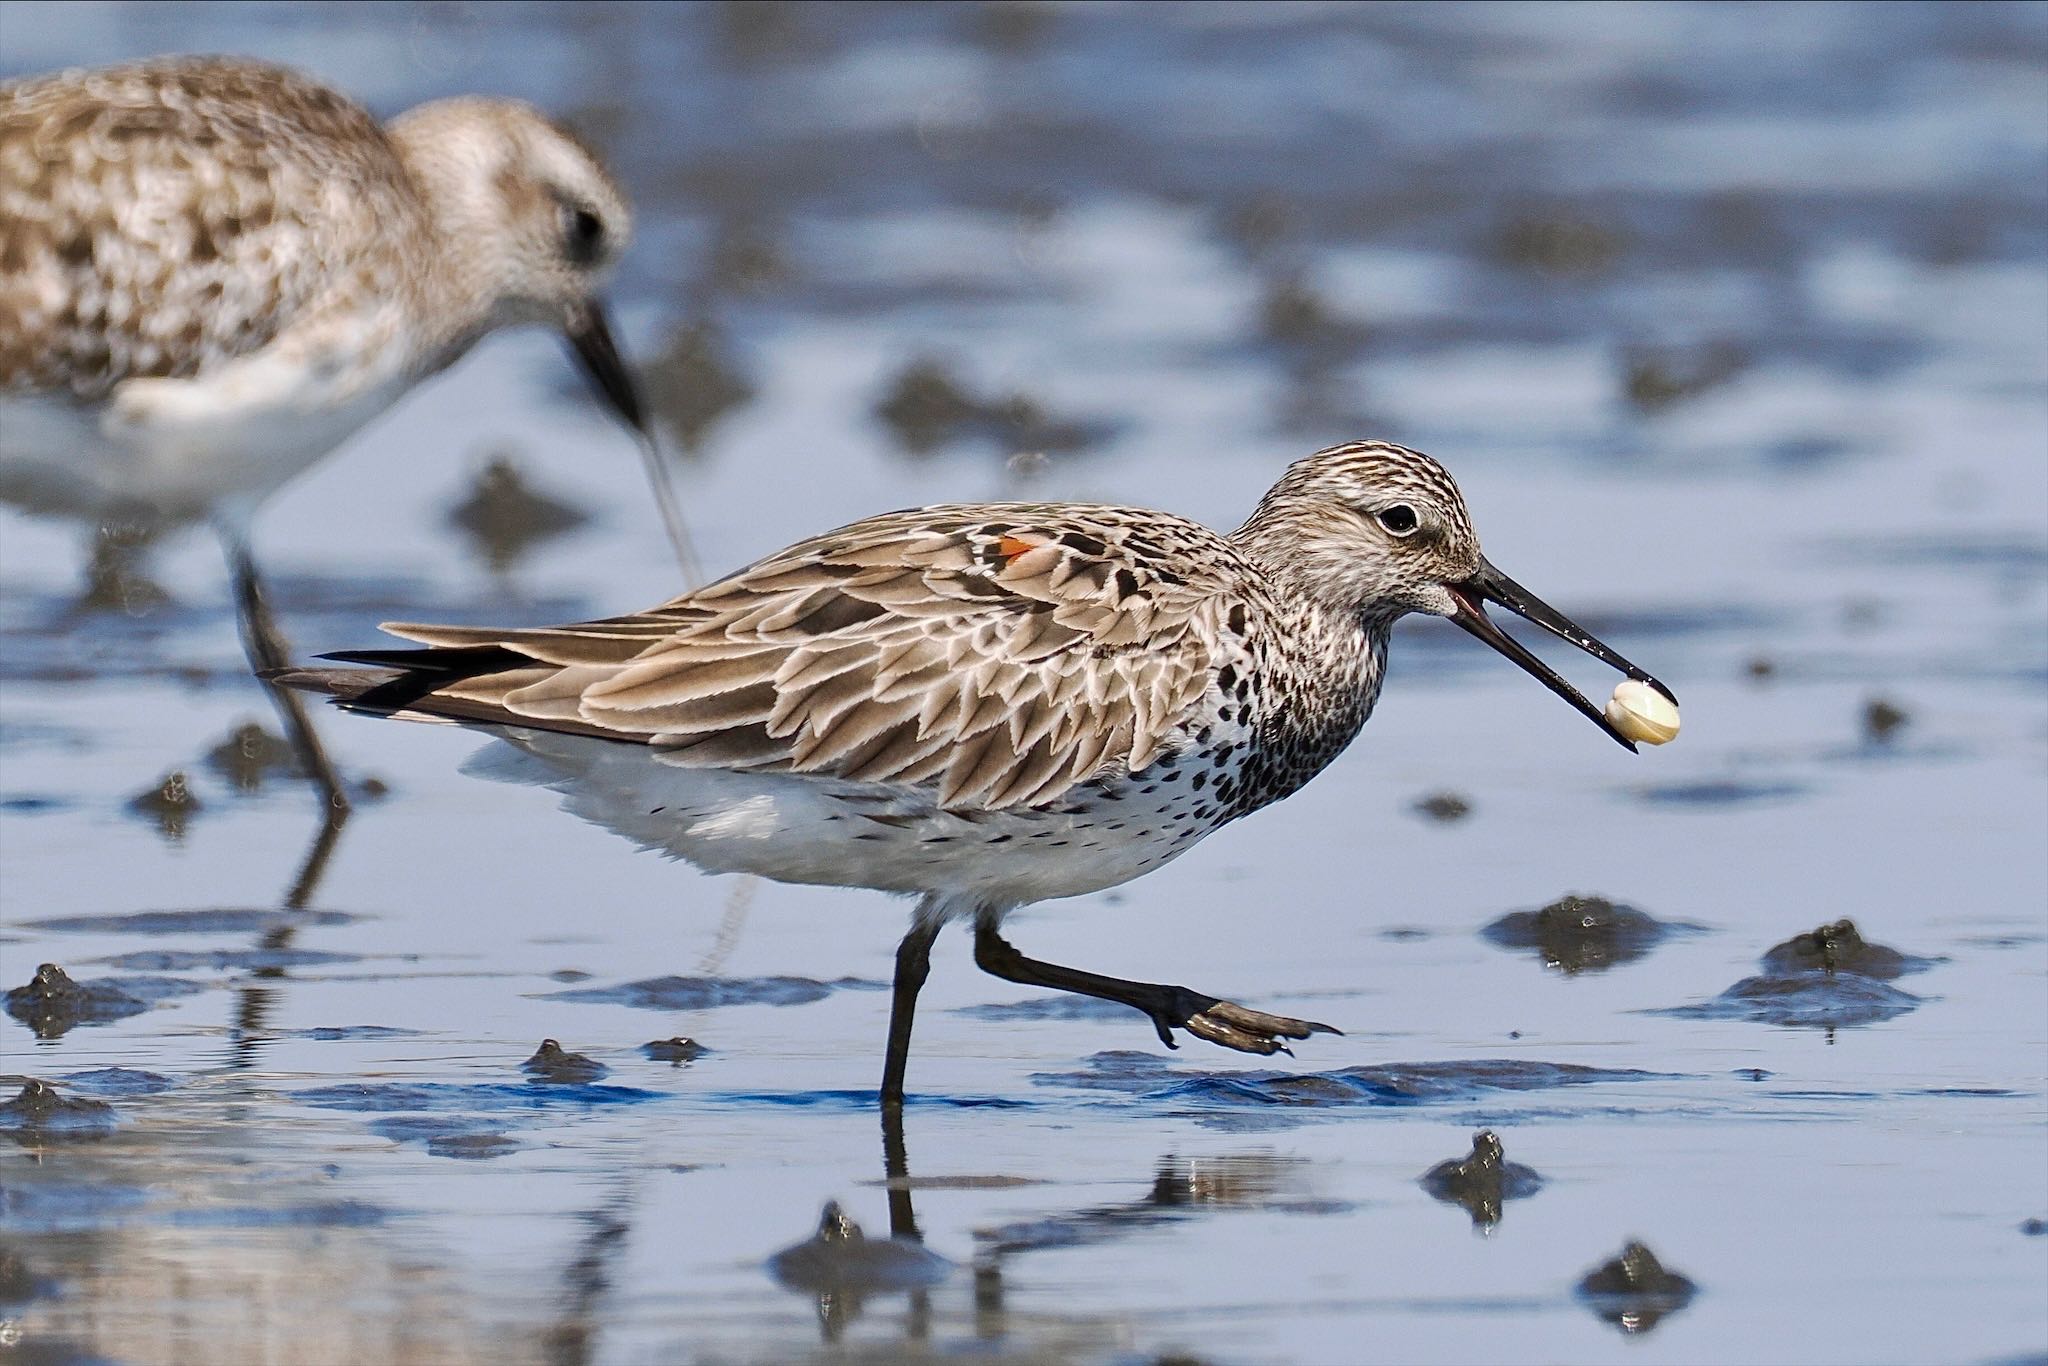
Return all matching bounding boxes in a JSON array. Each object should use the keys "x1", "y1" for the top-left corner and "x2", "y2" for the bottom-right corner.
[
  {"x1": 0, "y1": 55, "x2": 682, "y2": 813},
  {"x1": 276, "y1": 441, "x2": 1675, "y2": 1102}
]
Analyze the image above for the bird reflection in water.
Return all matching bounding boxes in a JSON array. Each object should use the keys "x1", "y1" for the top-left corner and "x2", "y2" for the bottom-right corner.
[{"x1": 768, "y1": 1107, "x2": 1321, "y2": 1348}]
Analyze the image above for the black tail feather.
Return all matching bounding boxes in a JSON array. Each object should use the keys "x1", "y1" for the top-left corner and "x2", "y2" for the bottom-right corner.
[
  {"x1": 267, "y1": 645, "x2": 529, "y2": 715},
  {"x1": 319, "y1": 645, "x2": 525, "y2": 673}
]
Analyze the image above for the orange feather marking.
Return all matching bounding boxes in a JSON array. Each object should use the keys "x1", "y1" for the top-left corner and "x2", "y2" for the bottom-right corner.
[{"x1": 997, "y1": 535, "x2": 1037, "y2": 560}]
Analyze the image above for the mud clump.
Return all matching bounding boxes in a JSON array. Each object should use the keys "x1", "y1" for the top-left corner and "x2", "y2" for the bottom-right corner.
[
  {"x1": 0, "y1": 1080, "x2": 118, "y2": 1137},
  {"x1": 643, "y1": 1037, "x2": 708, "y2": 1063},
  {"x1": 769, "y1": 1201, "x2": 952, "y2": 1291},
  {"x1": 447, "y1": 456, "x2": 590, "y2": 574},
  {"x1": 547, "y1": 974, "x2": 881, "y2": 1011},
  {"x1": 645, "y1": 320, "x2": 755, "y2": 452},
  {"x1": 1576, "y1": 1240, "x2": 1697, "y2": 1335},
  {"x1": 1658, "y1": 919, "x2": 1935, "y2": 1028},
  {"x1": 128, "y1": 770, "x2": 199, "y2": 839},
  {"x1": 1494, "y1": 211, "x2": 1625, "y2": 277},
  {"x1": 769, "y1": 1199, "x2": 953, "y2": 1339},
  {"x1": 875, "y1": 358, "x2": 1102, "y2": 459},
  {"x1": 1622, "y1": 341, "x2": 1747, "y2": 412},
  {"x1": 1665, "y1": 973, "x2": 1921, "y2": 1029},
  {"x1": 1421, "y1": 1130, "x2": 1544, "y2": 1230},
  {"x1": 1411, "y1": 791, "x2": 1472, "y2": 823},
  {"x1": 204, "y1": 721, "x2": 304, "y2": 792},
  {"x1": 1761, "y1": 919, "x2": 1935, "y2": 980},
  {"x1": 1862, "y1": 696, "x2": 1911, "y2": 744},
  {"x1": 523, "y1": 1040, "x2": 609, "y2": 1084},
  {"x1": 6, "y1": 963, "x2": 146, "y2": 1039},
  {"x1": 428, "y1": 1132, "x2": 519, "y2": 1161},
  {"x1": 1482, "y1": 894, "x2": 1694, "y2": 974}
]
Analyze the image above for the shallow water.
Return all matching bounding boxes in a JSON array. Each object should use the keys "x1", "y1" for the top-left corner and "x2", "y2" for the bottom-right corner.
[{"x1": 3, "y1": 4, "x2": 2046, "y2": 1364}]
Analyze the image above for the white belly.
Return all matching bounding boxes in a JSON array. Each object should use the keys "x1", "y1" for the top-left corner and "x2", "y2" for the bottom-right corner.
[
  {"x1": 0, "y1": 347, "x2": 414, "y2": 528},
  {"x1": 465, "y1": 727, "x2": 1227, "y2": 911}
]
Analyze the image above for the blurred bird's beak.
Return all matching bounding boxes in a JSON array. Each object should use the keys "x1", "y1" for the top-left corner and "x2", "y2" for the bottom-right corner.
[
  {"x1": 562, "y1": 298, "x2": 648, "y2": 436},
  {"x1": 1444, "y1": 557, "x2": 1676, "y2": 752},
  {"x1": 561, "y1": 298, "x2": 701, "y2": 585}
]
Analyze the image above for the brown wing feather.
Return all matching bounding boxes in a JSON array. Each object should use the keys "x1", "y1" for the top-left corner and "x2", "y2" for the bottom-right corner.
[
  {"x1": 371, "y1": 504, "x2": 1247, "y2": 810},
  {"x1": 0, "y1": 57, "x2": 421, "y2": 398}
]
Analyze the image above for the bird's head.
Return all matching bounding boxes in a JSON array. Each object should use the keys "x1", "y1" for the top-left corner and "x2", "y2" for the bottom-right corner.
[
  {"x1": 1237, "y1": 441, "x2": 1677, "y2": 750},
  {"x1": 389, "y1": 97, "x2": 645, "y2": 434}
]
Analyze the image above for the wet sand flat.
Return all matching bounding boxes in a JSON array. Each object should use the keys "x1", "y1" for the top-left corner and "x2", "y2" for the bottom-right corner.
[{"x1": 3, "y1": 5, "x2": 2046, "y2": 1364}]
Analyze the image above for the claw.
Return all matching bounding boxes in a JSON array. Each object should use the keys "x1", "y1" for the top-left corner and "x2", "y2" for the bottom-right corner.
[{"x1": 1171, "y1": 995, "x2": 1338, "y2": 1056}]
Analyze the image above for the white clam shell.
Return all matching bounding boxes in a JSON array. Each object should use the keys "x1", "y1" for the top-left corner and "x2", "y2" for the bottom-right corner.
[{"x1": 1605, "y1": 679, "x2": 1681, "y2": 745}]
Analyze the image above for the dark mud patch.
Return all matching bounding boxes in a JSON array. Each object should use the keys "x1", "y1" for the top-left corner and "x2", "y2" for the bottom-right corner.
[
  {"x1": 873, "y1": 357, "x2": 1111, "y2": 460},
  {"x1": 955, "y1": 995, "x2": 1144, "y2": 1022},
  {"x1": 5, "y1": 963, "x2": 206, "y2": 1039},
  {"x1": 279, "y1": 1025, "x2": 425, "y2": 1041},
  {"x1": 707, "y1": 1090, "x2": 1032, "y2": 1113},
  {"x1": 25, "y1": 907, "x2": 360, "y2": 935},
  {"x1": 0, "y1": 794, "x2": 72, "y2": 814},
  {"x1": 427, "y1": 1131, "x2": 521, "y2": 1160},
  {"x1": 523, "y1": 1039, "x2": 610, "y2": 1084},
  {"x1": 1482, "y1": 894, "x2": 1707, "y2": 974},
  {"x1": 1577, "y1": 1240, "x2": 1698, "y2": 1336},
  {"x1": 1634, "y1": 779, "x2": 1810, "y2": 807},
  {"x1": 168, "y1": 1200, "x2": 386, "y2": 1230},
  {"x1": 0, "y1": 1180, "x2": 151, "y2": 1229},
  {"x1": 863, "y1": 1174, "x2": 1045, "y2": 1192},
  {"x1": 545, "y1": 974, "x2": 884, "y2": 1010},
  {"x1": 58, "y1": 1067, "x2": 176, "y2": 1097},
  {"x1": 294, "y1": 1080, "x2": 662, "y2": 1113},
  {"x1": 1760, "y1": 919, "x2": 1940, "y2": 979},
  {"x1": 645, "y1": 321, "x2": 757, "y2": 452},
  {"x1": 370, "y1": 1114, "x2": 523, "y2": 1160},
  {"x1": 1034, "y1": 1051, "x2": 1675, "y2": 1114},
  {"x1": 446, "y1": 454, "x2": 591, "y2": 574},
  {"x1": 0, "y1": 1081, "x2": 118, "y2": 1137},
  {"x1": 1411, "y1": 791, "x2": 1473, "y2": 822},
  {"x1": 0, "y1": 1246, "x2": 57, "y2": 1307},
  {"x1": 1654, "y1": 973, "x2": 1923, "y2": 1028},
  {"x1": 97, "y1": 947, "x2": 362, "y2": 972},
  {"x1": 1421, "y1": 1130, "x2": 1544, "y2": 1229}
]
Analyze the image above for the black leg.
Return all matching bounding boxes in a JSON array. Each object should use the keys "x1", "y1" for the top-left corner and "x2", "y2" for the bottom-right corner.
[
  {"x1": 881, "y1": 916, "x2": 942, "y2": 1107},
  {"x1": 973, "y1": 922, "x2": 1339, "y2": 1056},
  {"x1": 222, "y1": 536, "x2": 351, "y2": 819}
]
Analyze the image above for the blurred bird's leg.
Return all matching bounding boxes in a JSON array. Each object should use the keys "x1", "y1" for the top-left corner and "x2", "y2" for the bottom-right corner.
[
  {"x1": 972, "y1": 921, "x2": 1339, "y2": 1056},
  {"x1": 73, "y1": 517, "x2": 171, "y2": 616},
  {"x1": 220, "y1": 529, "x2": 352, "y2": 820}
]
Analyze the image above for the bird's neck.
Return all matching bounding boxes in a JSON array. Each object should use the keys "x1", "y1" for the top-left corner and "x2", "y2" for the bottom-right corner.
[
  {"x1": 383, "y1": 114, "x2": 508, "y2": 366},
  {"x1": 1224, "y1": 592, "x2": 1391, "y2": 817}
]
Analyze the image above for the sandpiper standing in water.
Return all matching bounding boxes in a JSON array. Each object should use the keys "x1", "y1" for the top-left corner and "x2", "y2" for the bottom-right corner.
[
  {"x1": 277, "y1": 441, "x2": 1677, "y2": 1102},
  {"x1": 0, "y1": 55, "x2": 685, "y2": 814}
]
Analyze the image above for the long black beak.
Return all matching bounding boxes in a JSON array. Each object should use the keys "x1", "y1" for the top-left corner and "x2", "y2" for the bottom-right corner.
[
  {"x1": 1445, "y1": 557, "x2": 1677, "y2": 753},
  {"x1": 562, "y1": 298, "x2": 648, "y2": 436}
]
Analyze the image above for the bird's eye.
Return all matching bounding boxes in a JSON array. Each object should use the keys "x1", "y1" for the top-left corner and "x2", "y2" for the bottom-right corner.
[
  {"x1": 1376, "y1": 504, "x2": 1419, "y2": 536},
  {"x1": 562, "y1": 204, "x2": 606, "y2": 264}
]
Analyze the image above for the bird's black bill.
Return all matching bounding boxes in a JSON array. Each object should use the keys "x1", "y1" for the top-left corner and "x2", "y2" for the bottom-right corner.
[
  {"x1": 563, "y1": 299, "x2": 648, "y2": 436},
  {"x1": 1446, "y1": 557, "x2": 1676, "y2": 752}
]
